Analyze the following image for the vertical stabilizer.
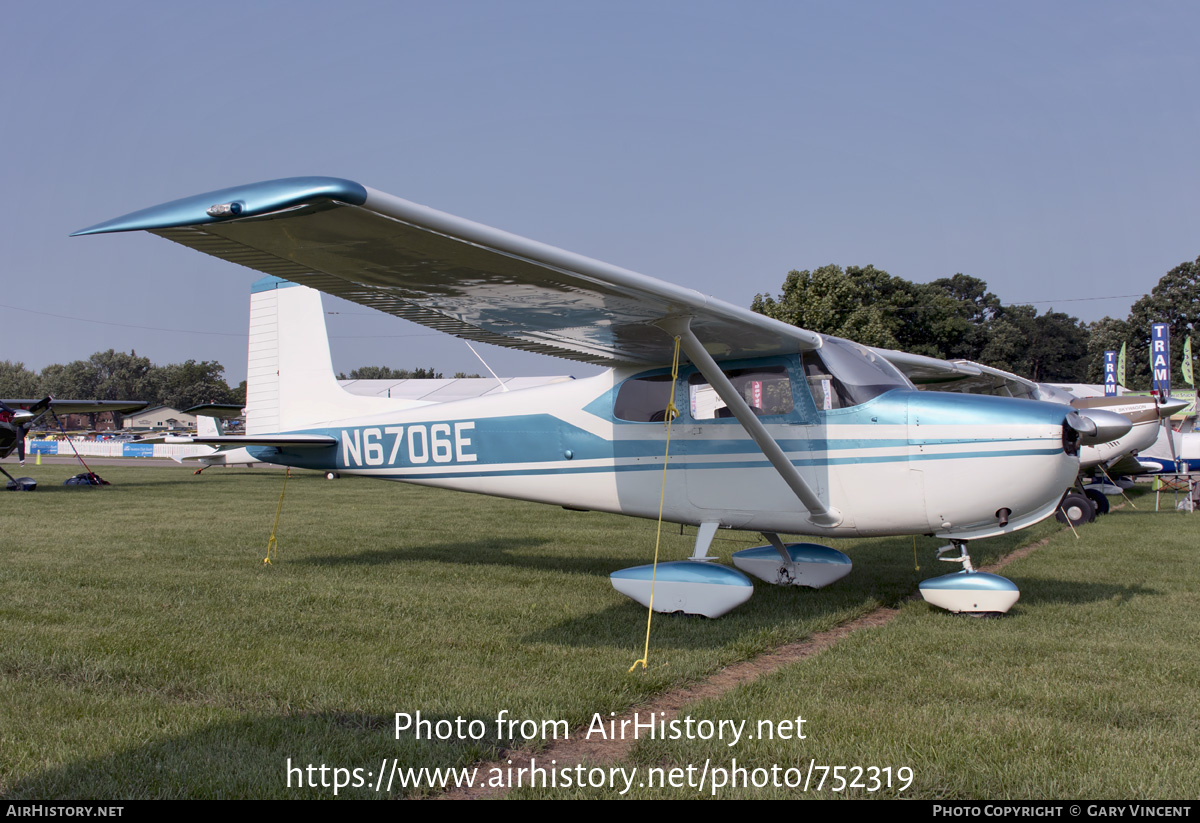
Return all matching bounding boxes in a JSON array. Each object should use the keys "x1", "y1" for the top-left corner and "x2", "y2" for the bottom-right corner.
[
  {"x1": 196, "y1": 415, "x2": 224, "y2": 438},
  {"x1": 245, "y1": 277, "x2": 428, "y2": 434}
]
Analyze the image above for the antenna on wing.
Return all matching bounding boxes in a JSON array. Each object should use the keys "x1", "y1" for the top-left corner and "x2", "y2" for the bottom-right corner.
[{"x1": 464, "y1": 340, "x2": 509, "y2": 393}]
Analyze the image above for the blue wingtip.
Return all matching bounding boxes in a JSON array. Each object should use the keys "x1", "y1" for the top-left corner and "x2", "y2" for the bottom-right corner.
[{"x1": 71, "y1": 176, "x2": 368, "y2": 236}]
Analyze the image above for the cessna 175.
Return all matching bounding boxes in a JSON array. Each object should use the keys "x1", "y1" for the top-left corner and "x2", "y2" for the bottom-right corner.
[{"x1": 75, "y1": 177, "x2": 1130, "y2": 615}]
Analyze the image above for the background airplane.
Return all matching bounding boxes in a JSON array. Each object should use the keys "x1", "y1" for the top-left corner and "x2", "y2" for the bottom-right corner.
[
  {"x1": 161, "y1": 404, "x2": 259, "y2": 473},
  {"x1": 75, "y1": 177, "x2": 1131, "y2": 615},
  {"x1": 0, "y1": 396, "x2": 147, "y2": 489},
  {"x1": 1140, "y1": 426, "x2": 1200, "y2": 474}
]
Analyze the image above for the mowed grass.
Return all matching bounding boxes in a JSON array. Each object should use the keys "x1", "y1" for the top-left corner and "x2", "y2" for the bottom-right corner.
[
  {"x1": 513, "y1": 489, "x2": 1200, "y2": 799},
  {"x1": 0, "y1": 464, "x2": 1192, "y2": 798}
]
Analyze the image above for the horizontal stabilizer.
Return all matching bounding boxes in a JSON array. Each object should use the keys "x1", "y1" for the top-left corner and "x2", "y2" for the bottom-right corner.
[{"x1": 191, "y1": 434, "x2": 336, "y2": 448}]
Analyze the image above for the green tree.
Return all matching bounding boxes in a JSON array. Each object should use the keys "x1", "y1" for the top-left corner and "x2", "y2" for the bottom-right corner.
[
  {"x1": 752, "y1": 266, "x2": 1009, "y2": 360},
  {"x1": 0, "y1": 361, "x2": 43, "y2": 397},
  {"x1": 337, "y1": 366, "x2": 444, "y2": 380},
  {"x1": 1027, "y1": 310, "x2": 1090, "y2": 383},
  {"x1": 926, "y1": 274, "x2": 1003, "y2": 361},
  {"x1": 1083, "y1": 317, "x2": 1131, "y2": 384},
  {"x1": 964, "y1": 305, "x2": 1089, "y2": 382},
  {"x1": 754, "y1": 265, "x2": 1089, "y2": 381},
  {"x1": 752, "y1": 264, "x2": 944, "y2": 354},
  {"x1": 1125, "y1": 255, "x2": 1200, "y2": 389},
  {"x1": 87, "y1": 349, "x2": 157, "y2": 400},
  {"x1": 977, "y1": 305, "x2": 1036, "y2": 376},
  {"x1": 34, "y1": 353, "x2": 241, "y2": 411},
  {"x1": 156, "y1": 360, "x2": 240, "y2": 410},
  {"x1": 40, "y1": 359, "x2": 100, "y2": 399}
]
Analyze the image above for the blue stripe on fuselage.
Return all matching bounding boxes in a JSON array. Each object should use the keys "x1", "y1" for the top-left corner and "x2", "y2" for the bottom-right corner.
[{"x1": 246, "y1": 409, "x2": 1063, "y2": 475}]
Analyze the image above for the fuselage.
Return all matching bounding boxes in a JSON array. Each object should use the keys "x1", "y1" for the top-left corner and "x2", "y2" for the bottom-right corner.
[
  {"x1": 1071, "y1": 396, "x2": 1167, "y2": 469},
  {"x1": 249, "y1": 353, "x2": 1081, "y2": 542}
]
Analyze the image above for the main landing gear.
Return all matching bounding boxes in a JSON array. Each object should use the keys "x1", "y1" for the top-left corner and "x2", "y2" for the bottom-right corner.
[
  {"x1": 1056, "y1": 490, "x2": 1097, "y2": 526},
  {"x1": 609, "y1": 524, "x2": 852, "y2": 618},
  {"x1": 610, "y1": 528, "x2": 1022, "y2": 618},
  {"x1": 918, "y1": 540, "x2": 1020, "y2": 615}
]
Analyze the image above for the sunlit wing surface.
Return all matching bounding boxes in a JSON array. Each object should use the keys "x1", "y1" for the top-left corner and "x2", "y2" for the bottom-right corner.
[
  {"x1": 74, "y1": 177, "x2": 821, "y2": 366},
  {"x1": 869, "y1": 349, "x2": 1050, "y2": 399},
  {"x1": 870, "y1": 349, "x2": 985, "y2": 387}
]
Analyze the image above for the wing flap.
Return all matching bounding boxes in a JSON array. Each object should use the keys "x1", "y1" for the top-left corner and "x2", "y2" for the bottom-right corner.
[{"x1": 181, "y1": 404, "x2": 245, "y2": 420}]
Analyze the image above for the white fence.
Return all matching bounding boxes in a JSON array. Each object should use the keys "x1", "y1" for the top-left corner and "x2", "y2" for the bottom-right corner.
[{"x1": 26, "y1": 439, "x2": 215, "y2": 460}]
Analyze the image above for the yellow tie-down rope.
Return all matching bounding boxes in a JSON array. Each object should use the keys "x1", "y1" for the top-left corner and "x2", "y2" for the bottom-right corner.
[
  {"x1": 264, "y1": 468, "x2": 291, "y2": 565},
  {"x1": 630, "y1": 337, "x2": 682, "y2": 673}
]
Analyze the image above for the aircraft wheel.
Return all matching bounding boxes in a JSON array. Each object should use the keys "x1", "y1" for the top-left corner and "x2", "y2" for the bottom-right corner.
[
  {"x1": 325, "y1": 471, "x2": 340, "y2": 480},
  {"x1": 1083, "y1": 487, "x2": 1110, "y2": 515},
  {"x1": 1056, "y1": 491, "x2": 1095, "y2": 526}
]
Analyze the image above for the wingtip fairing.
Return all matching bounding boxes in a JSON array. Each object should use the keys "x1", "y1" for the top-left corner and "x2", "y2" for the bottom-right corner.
[{"x1": 71, "y1": 176, "x2": 368, "y2": 236}]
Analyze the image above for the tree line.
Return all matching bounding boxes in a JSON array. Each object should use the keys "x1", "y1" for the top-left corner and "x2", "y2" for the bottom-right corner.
[
  {"x1": 751, "y1": 255, "x2": 1199, "y2": 388},
  {"x1": 336, "y1": 366, "x2": 482, "y2": 380},
  {"x1": 0, "y1": 355, "x2": 489, "y2": 411},
  {"x1": 4, "y1": 256, "x2": 1195, "y2": 406},
  {"x1": 0, "y1": 351, "x2": 243, "y2": 411}
]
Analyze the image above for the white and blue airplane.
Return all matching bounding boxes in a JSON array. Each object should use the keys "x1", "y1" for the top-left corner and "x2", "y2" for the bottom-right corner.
[
  {"x1": 1140, "y1": 425, "x2": 1200, "y2": 474},
  {"x1": 75, "y1": 177, "x2": 1131, "y2": 616}
]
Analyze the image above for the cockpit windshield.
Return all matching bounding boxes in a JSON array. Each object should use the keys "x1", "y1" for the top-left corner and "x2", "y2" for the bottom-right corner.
[{"x1": 803, "y1": 337, "x2": 913, "y2": 410}]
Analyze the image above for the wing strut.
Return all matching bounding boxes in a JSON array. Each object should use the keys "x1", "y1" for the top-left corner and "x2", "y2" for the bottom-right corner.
[{"x1": 659, "y1": 317, "x2": 842, "y2": 528}]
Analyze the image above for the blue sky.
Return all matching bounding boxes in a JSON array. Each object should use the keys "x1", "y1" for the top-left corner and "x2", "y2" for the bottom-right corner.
[{"x1": 3, "y1": 2, "x2": 1197, "y2": 384}]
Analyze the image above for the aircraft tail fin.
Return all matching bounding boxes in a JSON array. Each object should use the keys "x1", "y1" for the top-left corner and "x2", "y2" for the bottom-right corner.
[
  {"x1": 246, "y1": 277, "x2": 428, "y2": 434},
  {"x1": 196, "y1": 415, "x2": 224, "y2": 438}
]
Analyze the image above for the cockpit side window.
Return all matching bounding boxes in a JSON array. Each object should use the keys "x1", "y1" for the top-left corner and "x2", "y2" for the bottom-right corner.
[
  {"x1": 613, "y1": 373, "x2": 676, "y2": 422},
  {"x1": 688, "y1": 366, "x2": 794, "y2": 420},
  {"x1": 802, "y1": 338, "x2": 913, "y2": 410}
]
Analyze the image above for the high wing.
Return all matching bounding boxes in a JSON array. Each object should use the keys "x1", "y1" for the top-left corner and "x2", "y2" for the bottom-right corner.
[
  {"x1": 869, "y1": 349, "x2": 988, "y2": 388},
  {"x1": 0, "y1": 397, "x2": 146, "y2": 464},
  {"x1": 871, "y1": 350, "x2": 1065, "y2": 402},
  {"x1": 0, "y1": 398, "x2": 148, "y2": 415},
  {"x1": 182, "y1": 403, "x2": 244, "y2": 420},
  {"x1": 73, "y1": 177, "x2": 821, "y2": 366}
]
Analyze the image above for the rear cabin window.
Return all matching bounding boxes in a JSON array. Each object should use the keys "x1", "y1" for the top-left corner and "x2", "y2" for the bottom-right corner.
[
  {"x1": 688, "y1": 366, "x2": 794, "y2": 420},
  {"x1": 613, "y1": 374, "x2": 676, "y2": 422}
]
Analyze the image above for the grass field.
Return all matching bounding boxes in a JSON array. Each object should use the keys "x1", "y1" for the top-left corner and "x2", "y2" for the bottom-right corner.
[{"x1": 1, "y1": 464, "x2": 1196, "y2": 799}]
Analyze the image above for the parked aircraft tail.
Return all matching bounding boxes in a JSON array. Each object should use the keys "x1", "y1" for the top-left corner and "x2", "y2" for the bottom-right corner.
[{"x1": 246, "y1": 276, "x2": 431, "y2": 434}]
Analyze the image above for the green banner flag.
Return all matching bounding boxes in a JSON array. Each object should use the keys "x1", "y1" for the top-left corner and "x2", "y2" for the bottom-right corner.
[
  {"x1": 1183, "y1": 337, "x2": 1194, "y2": 387},
  {"x1": 1117, "y1": 342, "x2": 1127, "y2": 388}
]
